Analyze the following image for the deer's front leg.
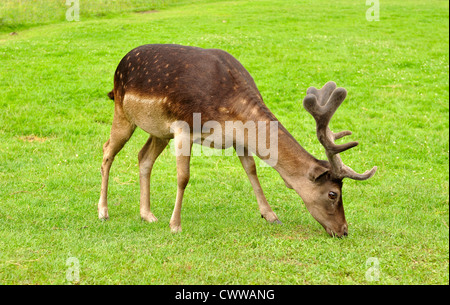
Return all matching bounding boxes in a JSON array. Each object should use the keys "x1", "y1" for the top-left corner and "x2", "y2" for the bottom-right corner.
[
  {"x1": 169, "y1": 138, "x2": 192, "y2": 233},
  {"x1": 138, "y1": 136, "x2": 169, "y2": 222},
  {"x1": 238, "y1": 152, "x2": 281, "y2": 224}
]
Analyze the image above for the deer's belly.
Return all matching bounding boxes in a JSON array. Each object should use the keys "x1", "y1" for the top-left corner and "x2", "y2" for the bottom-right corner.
[
  {"x1": 122, "y1": 93, "x2": 175, "y2": 139},
  {"x1": 122, "y1": 92, "x2": 257, "y2": 152}
]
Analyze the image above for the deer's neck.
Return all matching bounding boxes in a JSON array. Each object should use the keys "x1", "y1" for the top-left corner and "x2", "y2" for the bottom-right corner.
[
  {"x1": 243, "y1": 109, "x2": 319, "y2": 187},
  {"x1": 226, "y1": 94, "x2": 320, "y2": 189},
  {"x1": 272, "y1": 125, "x2": 318, "y2": 181}
]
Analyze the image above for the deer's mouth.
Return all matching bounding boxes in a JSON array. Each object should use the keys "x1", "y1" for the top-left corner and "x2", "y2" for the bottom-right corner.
[{"x1": 325, "y1": 225, "x2": 348, "y2": 238}]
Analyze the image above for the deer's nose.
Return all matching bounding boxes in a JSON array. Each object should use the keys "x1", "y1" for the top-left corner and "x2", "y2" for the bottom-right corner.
[{"x1": 342, "y1": 224, "x2": 348, "y2": 237}]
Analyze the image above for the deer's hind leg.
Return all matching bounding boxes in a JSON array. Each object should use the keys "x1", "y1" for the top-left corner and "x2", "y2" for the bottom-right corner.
[
  {"x1": 98, "y1": 107, "x2": 136, "y2": 220},
  {"x1": 138, "y1": 136, "x2": 169, "y2": 222}
]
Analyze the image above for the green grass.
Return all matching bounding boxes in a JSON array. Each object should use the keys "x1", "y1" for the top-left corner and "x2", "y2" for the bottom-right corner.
[
  {"x1": 0, "y1": 0, "x2": 213, "y2": 33},
  {"x1": 0, "y1": 0, "x2": 448, "y2": 284}
]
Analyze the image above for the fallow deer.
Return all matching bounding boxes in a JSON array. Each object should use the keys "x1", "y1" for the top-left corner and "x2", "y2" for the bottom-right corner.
[{"x1": 98, "y1": 44, "x2": 376, "y2": 237}]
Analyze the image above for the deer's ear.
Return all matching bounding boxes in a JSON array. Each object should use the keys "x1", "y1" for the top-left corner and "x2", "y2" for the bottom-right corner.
[{"x1": 308, "y1": 164, "x2": 329, "y2": 182}]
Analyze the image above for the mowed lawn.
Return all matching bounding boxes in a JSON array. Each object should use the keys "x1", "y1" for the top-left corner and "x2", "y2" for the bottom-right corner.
[{"x1": 0, "y1": 0, "x2": 448, "y2": 284}]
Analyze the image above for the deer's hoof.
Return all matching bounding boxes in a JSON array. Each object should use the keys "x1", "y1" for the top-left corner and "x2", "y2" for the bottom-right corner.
[
  {"x1": 261, "y1": 211, "x2": 281, "y2": 224},
  {"x1": 141, "y1": 212, "x2": 158, "y2": 223},
  {"x1": 170, "y1": 224, "x2": 182, "y2": 233},
  {"x1": 98, "y1": 207, "x2": 109, "y2": 220}
]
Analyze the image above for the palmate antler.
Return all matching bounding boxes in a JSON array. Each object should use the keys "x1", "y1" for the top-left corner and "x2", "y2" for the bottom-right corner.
[{"x1": 303, "y1": 81, "x2": 377, "y2": 180}]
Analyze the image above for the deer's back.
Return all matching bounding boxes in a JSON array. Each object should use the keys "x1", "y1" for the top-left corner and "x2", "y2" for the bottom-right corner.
[{"x1": 113, "y1": 45, "x2": 275, "y2": 130}]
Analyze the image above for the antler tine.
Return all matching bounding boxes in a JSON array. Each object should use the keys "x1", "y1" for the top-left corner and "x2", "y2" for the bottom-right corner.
[
  {"x1": 333, "y1": 130, "x2": 352, "y2": 140},
  {"x1": 303, "y1": 81, "x2": 377, "y2": 181},
  {"x1": 341, "y1": 165, "x2": 378, "y2": 181}
]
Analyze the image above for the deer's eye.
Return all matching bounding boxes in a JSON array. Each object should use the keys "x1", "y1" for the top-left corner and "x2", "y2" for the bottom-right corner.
[{"x1": 328, "y1": 191, "x2": 338, "y2": 200}]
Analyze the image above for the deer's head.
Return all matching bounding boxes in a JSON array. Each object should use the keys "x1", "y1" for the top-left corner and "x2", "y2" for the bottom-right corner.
[{"x1": 300, "y1": 82, "x2": 377, "y2": 237}]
